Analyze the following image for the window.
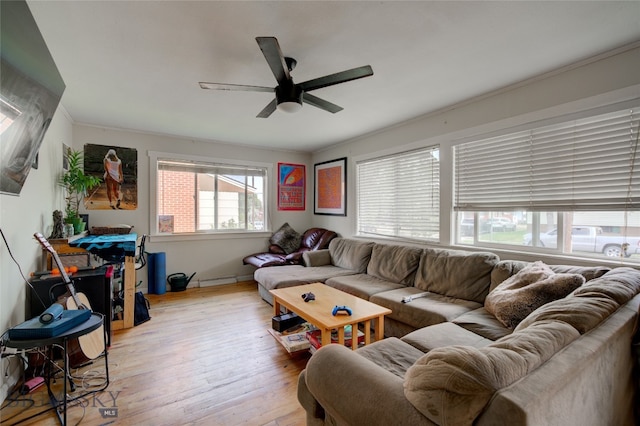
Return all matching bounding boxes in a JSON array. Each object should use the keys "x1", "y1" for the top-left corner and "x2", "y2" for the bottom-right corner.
[
  {"x1": 454, "y1": 104, "x2": 639, "y2": 263},
  {"x1": 150, "y1": 152, "x2": 268, "y2": 235},
  {"x1": 357, "y1": 146, "x2": 440, "y2": 241}
]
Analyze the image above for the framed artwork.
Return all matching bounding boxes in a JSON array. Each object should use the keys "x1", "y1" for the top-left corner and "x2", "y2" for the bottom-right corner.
[
  {"x1": 62, "y1": 143, "x2": 71, "y2": 170},
  {"x1": 158, "y1": 215, "x2": 174, "y2": 233},
  {"x1": 277, "y1": 163, "x2": 306, "y2": 211},
  {"x1": 314, "y1": 157, "x2": 347, "y2": 216},
  {"x1": 83, "y1": 143, "x2": 138, "y2": 210}
]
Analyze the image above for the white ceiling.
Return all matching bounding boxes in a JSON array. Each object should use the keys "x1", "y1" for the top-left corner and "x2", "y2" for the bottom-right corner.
[{"x1": 27, "y1": 1, "x2": 640, "y2": 152}]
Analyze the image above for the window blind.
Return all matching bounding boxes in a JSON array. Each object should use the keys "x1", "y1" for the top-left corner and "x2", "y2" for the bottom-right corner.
[
  {"x1": 454, "y1": 106, "x2": 640, "y2": 211},
  {"x1": 158, "y1": 159, "x2": 266, "y2": 177},
  {"x1": 357, "y1": 146, "x2": 439, "y2": 240}
]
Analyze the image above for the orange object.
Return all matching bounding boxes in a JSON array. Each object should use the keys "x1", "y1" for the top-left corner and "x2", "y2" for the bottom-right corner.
[
  {"x1": 284, "y1": 167, "x2": 303, "y2": 185},
  {"x1": 51, "y1": 268, "x2": 61, "y2": 275},
  {"x1": 69, "y1": 266, "x2": 79, "y2": 273}
]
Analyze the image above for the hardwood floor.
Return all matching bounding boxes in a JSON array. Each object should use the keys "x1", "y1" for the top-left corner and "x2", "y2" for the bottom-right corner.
[{"x1": 1, "y1": 282, "x2": 310, "y2": 425}]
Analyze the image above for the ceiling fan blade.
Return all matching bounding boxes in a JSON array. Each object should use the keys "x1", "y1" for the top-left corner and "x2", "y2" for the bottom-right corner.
[
  {"x1": 302, "y1": 93, "x2": 343, "y2": 114},
  {"x1": 199, "y1": 82, "x2": 273, "y2": 93},
  {"x1": 256, "y1": 98, "x2": 277, "y2": 118},
  {"x1": 299, "y1": 65, "x2": 373, "y2": 92},
  {"x1": 256, "y1": 37, "x2": 291, "y2": 86}
]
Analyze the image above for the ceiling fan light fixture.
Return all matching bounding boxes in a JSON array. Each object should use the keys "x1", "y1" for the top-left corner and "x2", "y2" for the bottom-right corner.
[
  {"x1": 277, "y1": 100, "x2": 303, "y2": 113},
  {"x1": 275, "y1": 85, "x2": 303, "y2": 113}
]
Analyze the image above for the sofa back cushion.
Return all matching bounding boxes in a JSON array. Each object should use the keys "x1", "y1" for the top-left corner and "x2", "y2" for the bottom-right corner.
[
  {"x1": 328, "y1": 238, "x2": 374, "y2": 273},
  {"x1": 300, "y1": 228, "x2": 338, "y2": 251},
  {"x1": 515, "y1": 267, "x2": 640, "y2": 334},
  {"x1": 404, "y1": 320, "x2": 580, "y2": 425},
  {"x1": 367, "y1": 244, "x2": 423, "y2": 286},
  {"x1": 414, "y1": 248, "x2": 499, "y2": 304}
]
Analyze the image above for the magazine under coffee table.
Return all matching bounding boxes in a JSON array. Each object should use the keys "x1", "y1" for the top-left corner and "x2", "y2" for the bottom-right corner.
[{"x1": 270, "y1": 283, "x2": 391, "y2": 350}]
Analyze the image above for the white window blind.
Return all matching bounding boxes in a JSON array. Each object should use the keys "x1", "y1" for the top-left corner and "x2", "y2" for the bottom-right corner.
[
  {"x1": 454, "y1": 106, "x2": 640, "y2": 211},
  {"x1": 357, "y1": 146, "x2": 439, "y2": 240},
  {"x1": 158, "y1": 159, "x2": 266, "y2": 176}
]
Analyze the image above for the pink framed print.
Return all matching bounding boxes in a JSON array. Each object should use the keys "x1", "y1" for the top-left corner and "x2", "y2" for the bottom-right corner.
[{"x1": 277, "y1": 163, "x2": 305, "y2": 211}]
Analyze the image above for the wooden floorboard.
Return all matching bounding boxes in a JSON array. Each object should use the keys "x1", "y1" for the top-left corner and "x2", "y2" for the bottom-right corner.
[{"x1": 1, "y1": 282, "x2": 310, "y2": 425}]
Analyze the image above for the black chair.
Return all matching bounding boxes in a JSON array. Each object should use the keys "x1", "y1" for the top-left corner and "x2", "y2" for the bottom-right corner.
[{"x1": 135, "y1": 234, "x2": 147, "y2": 270}]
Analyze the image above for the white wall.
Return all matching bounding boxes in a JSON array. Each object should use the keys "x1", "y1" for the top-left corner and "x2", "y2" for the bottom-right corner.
[
  {"x1": 71, "y1": 125, "x2": 313, "y2": 289},
  {"x1": 311, "y1": 45, "x2": 640, "y2": 243},
  {"x1": 0, "y1": 105, "x2": 71, "y2": 400}
]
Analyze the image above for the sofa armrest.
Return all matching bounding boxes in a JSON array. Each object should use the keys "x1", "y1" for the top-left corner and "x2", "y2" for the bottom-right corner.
[
  {"x1": 269, "y1": 244, "x2": 286, "y2": 255},
  {"x1": 303, "y1": 249, "x2": 331, "y2": 267},
  {"x1": 303, "y1": 344, "x2": 432, "y2": 426},
  {"x1": 285, "y1": 251, "x2": 304, "y2": 264}
]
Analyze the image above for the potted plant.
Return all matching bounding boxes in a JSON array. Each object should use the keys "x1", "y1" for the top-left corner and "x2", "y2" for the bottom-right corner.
[{"x1": 60, "y1": 149, "x2": 101, "y2": 234}]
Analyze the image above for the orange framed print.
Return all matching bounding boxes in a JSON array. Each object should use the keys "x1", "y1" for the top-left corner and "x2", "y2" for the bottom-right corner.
[
  {"x1": 314, "y1": 157, "x2": 346, "y2": 216},
  {"x1": 278, "y1": 163, "x2": 305, "y2": 211}
]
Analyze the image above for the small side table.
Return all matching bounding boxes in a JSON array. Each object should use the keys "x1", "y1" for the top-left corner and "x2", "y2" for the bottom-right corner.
[{"x1": 3, "y1": 313, "x2": 109, "y2": 425}]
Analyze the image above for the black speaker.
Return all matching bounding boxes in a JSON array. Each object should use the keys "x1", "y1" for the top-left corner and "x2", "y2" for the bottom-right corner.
[{"x1": 27, "y1": 266, "x2": 112, "y2": 344}]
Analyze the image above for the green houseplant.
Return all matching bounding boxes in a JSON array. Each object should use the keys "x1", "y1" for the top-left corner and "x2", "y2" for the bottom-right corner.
[{"x1": 61, "y1": 149, "x2": 101, "y2": 234}]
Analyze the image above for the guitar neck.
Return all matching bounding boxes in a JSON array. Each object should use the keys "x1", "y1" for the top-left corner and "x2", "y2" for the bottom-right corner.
[{"x1": 34, "y1": 233, "x2": 82, "y2": 306}]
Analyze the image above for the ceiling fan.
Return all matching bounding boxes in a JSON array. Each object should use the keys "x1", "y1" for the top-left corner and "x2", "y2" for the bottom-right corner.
[{"x1": 199, "y1": 37, "x2": 373, "y2": 118}]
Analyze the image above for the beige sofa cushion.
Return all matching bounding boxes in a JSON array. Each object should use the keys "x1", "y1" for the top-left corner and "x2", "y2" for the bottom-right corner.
[
  {"x1": 254, "y1": 264, "x2": 357, "y2": 291},
  {"x1": 485, "y1": 261, "x2": 585, "y2": 329},
  {"x1": 328, "y1": 238, "x2": 374, "y2": 273},
  {"x1": 404, "y1": 320, "x2": 580, "y2": 425},
  {"x1": 414, "y1": 248, "x2": 499, "y2": 304},
  {"x1": 370, "y1": 287, "x2": 482, "y2": 330},
  {"x1": 303, "y1": 249, "x2": 331, "y2": 267},
  {"x1": 515, "y1": 267, "x2": 640, "y2": 334},
  {"x1": 401, "y1": 322, "x2": 494, "y2": 353},
  {"x1": 514, "y1": 295, "x2": 618, "y2": 334},
  {"x1": 452, "y1": 307, "x2": 512, "y2": 340},
  {"x1": 490, "y1": 260, "x2": 530, "y2": 291},
  {"x1": 549, "y1": 264, "x2": 610, "y2": 281},
  {"x1": 356, "y1": 337, "x2": 426, "y2": 379},
  {"x1": 573, "y1": 267, "x2": 640, "y2": 304},
  {"x1": 367, "y1": 243, "x2": 422, "y2": 286},
  {"x1": 325, "y1": 274, "x2": 405, "y2": 300}
]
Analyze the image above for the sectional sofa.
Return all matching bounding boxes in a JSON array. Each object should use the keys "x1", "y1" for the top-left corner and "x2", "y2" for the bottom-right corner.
[{"x1": 252, "y1": 238, "x2": 640, "y2": 425}]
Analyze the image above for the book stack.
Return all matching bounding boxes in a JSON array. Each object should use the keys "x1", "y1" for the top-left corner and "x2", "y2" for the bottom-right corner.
[
  {"x1": 267, "y1": 322, "x2": 315, "y2": 354},
  {"x1": 306, "y1": 325, "x2": 365, "y2": 353}
]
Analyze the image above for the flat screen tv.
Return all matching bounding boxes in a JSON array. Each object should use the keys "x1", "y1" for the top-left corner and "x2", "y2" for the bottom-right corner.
[{"x1": 0, "y1": 0, "x2": 65, "y2": 195}]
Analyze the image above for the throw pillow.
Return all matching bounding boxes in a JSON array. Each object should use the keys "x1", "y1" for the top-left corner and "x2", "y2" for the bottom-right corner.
[
  {"x1": 485, "y1": 261, "x2": 585, "y2": 329},
  {"x1": 269, "y1": 223, "x2": 302, "y2": 255}
]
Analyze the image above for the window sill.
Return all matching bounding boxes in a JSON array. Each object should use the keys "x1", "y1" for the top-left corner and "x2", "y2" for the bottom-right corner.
[{"x1": 149, "y1": 231, "x2": 271, "y2": 243}]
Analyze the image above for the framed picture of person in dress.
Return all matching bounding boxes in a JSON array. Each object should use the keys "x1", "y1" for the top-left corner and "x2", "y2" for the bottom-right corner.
[{"x1": 83, "y1": 143, "x2": 138, "y2": 210}]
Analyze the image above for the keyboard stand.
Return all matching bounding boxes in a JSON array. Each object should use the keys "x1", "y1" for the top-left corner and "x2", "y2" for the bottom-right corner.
[{"x1": 3, "y1": 313, "x2": 109, "y2": 425}]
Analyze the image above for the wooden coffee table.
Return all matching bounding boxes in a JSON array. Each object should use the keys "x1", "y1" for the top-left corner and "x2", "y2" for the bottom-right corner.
[{"x1": 270, "y1": 283, "x2": 391, "y2": 350}]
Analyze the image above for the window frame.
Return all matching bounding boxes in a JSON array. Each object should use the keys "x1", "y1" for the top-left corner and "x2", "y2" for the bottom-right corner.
[{"x1": 148, "y1": 151, "x2": 272, "y2": 239}]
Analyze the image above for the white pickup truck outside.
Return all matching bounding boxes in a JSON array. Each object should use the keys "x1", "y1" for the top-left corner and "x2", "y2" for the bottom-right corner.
[{"x1": 523, "y1": 226, "x2": 640, "y2": 258}]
